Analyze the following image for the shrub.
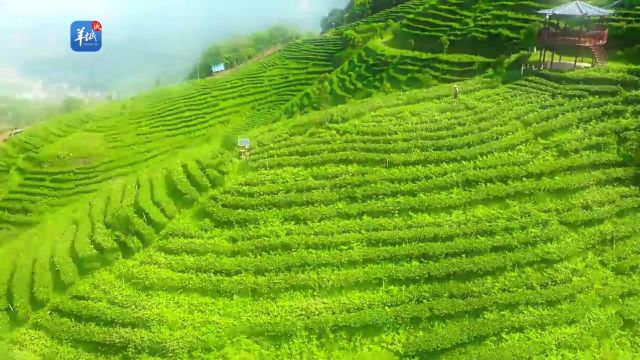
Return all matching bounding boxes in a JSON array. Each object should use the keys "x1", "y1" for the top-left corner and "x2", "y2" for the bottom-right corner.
[
  {"x1": 619, "y1": 131, "x2": 640, "y2": 166},
  {"x1": 439, "y1": 36, "x2": 450, "y2": 55},
  {"x1": 520, "y1": 24, "x2": 540, "y2": 49}
]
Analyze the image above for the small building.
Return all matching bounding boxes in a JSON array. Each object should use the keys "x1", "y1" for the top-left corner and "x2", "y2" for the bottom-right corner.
[{"x1": 536, "y1": 1, "x2": 614, "y2": 70}]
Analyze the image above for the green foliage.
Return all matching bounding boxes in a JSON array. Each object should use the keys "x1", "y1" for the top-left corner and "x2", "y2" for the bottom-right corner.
[
  {"x1": 343, "y1": 22, "x2": 388, "y2": 51},
  {"x1": 315, "y1": 74, "x2": 332, "y2": 109},
  {"x1": 322, "y1": 0, "x2": 409, "y2": 31},
  {"x1": 0, "y1": 97, "x2": 89, "y2": 131},
  {"x1": 37, "y1": 131, "x2": 106, "y2": 167},
  {"x1": 51, "y1": 225, "x2": 79, "y2": 289},
  {"x1": 619, "y1": 45, "x2": 640, "y2": 64},
  {"x1": 345, "y1": 0, "x2": 373, "y2": 23},
  {"x1": 380, "y1": 81, "x2": 394, "y2": 94},
  {"x1": 619, "y1": 130, "x2": 640, "y2": 166},
  {"x1": 492, "y1": 55, "x2": 508, "y2": 78},
  {"x1": 343, "y1": 30, "x2": 364, "y2": 48},
  {"x1": 624, "y1": 0, "x2": 640, "y2": 8},
  {"x1": 371, "y1": 0, "x2": 406, "y2": 13},
  {"x1": 2, "y1": 3, "x2": 640, "y2": 359},
  {"x1": 520, "y1": 23, "x2": 540, "y2": 48},
  {"x1": 18, "y1": 70, "x2": 640, "y2": 358},
  {"x1": 188, "y1": 25, "x2": 306, "y2": 79},
  {"x1": 439, "y1": 36, "x2": 450, "y2": 55},
  {"x1": 321, "y1": 8, "x2": 346, "y2": 33},
  {"x1": 61, "y1": 97, "x2": 85, "y2": 113},
  {"x1": 221, "y1": 133, "x2": 238, "y2": 151},
  {"x1": 5, "y1": 69, "x2": 640, "y2": 358}
]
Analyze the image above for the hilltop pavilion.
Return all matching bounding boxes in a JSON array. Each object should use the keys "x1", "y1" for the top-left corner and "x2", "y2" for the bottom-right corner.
[{"x1": 536, "y1": 1, "x2": 614, "y2": 70}]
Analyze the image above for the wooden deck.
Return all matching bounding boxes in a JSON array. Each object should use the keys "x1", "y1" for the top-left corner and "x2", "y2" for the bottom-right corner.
[{"x1": 537, "y1": 28, "x2": 608, "y2": 47}]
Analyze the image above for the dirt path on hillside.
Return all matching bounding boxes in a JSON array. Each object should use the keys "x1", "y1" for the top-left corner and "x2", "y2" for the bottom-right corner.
[
  {"x1": 0, "y1": 130, "x2": 12, "y2": 143},
  {"x1": 0, "y1": 128, "x2": 23, "y2": 144}
]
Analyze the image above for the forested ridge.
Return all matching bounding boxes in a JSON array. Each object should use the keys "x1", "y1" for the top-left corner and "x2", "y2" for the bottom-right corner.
[{"x1": 188, "y1": 25, "x2": 311, "y2": 80}]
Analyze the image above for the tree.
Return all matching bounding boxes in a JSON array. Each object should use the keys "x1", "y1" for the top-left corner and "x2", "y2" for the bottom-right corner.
[
  {"x1": 62, "y1": 97, "x2": 85, "y2": 113},
  {"x1": 381, "y1": 81, "x2": 393, "y2": 94},
  {"x1": 315, "y1": 74, "x2": 332, "y2": 109},
  {"x1": 188, "y1": 25, "x2": 305, "y2": 80},
  {"x1": 321, "y1": 9, "x2": 346, "y2": 33},
  {"x1": 619, "y1": 130, "x2": 640, "y2": 166},
  {"x1": 625, "y1": 0, "x2": 640, "y2": 8},
  {"x1": 344, "y1": 30, "x2": 363, "y2": 48},
  {"x1": 439, "y1": 36, "x2": 450, "y2": 55},
  {"x1": 371, "y1": 0, "x2": 408, "y2": 13},
  {"x1": 204, "y1": 46, "x2": 224, "y2": 63},
  {"x1": 321, "y1": 0, "x2": 409, "y2": 31},
  {"x1": 492, "y1": 55, "x2": 508, "y2": 78},
  {"x1": 345, "y1": 0, "x2": 372, "y2": 23},
  {"x1": 520, "y1": 24, "x2": 539, "y2": 48},
  {"x1": 250, "y1": 32, "x2": 271, "y2": 53},
  {"x1": 268, "y1": 25, "x2": 291, "y2": 45}
]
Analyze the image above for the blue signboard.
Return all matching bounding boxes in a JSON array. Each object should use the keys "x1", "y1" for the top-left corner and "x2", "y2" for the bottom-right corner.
[{"x1": 211, "y1": 63, "x2": 226, "y2": 73}]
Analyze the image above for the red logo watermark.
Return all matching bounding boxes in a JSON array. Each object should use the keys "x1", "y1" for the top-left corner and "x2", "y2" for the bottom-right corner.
[{"x1": 92, "y1": 21, "x2": 102, "y2": 32}]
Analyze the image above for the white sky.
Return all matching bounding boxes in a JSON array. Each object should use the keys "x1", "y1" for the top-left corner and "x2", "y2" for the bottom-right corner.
[
  {"x1": 0, "y1": 0, "x2": 347, "y2": 56},
  {"x1": 0, "y1": 0, "x2": 348, "y2": 93}
]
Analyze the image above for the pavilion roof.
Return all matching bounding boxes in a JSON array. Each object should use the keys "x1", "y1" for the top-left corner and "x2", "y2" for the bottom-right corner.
[{"x1": 537, "y1": 1, "x2": 614, "y2": 17}]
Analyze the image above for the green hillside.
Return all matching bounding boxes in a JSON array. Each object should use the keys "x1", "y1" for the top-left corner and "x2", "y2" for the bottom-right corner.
[
  {"x1": 1, "y1": 0, "x2": 640, "y2": 358},
  {"x1": 0, "y1": 36, "x2": 345, "y2": 232},
  {"x1": 6, "y1": 66, "x2": 640, "y2": 359}
]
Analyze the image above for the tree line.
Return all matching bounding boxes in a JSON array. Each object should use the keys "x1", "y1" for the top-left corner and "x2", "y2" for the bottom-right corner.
[
  {"x1": 321, "y1": 0, "x2": 409, "y2": 33},
  {"x1": 188, "y1": 25, "x2": 309, "y2": 80},
  {"x1": 0, "y1": 97, "x2": 90, "y2": 133}
]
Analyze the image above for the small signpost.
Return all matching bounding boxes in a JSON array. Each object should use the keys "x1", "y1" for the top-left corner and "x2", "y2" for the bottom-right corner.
[
  {"x1": 238, "y1": 138, "x2": 250, "y2": 159},
  {"x1": 211, "y1": 63, "x2": 226, "y2": 76}
]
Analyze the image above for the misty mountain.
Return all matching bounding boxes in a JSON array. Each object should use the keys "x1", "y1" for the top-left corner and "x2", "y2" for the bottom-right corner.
[{"x1": 0, "y1": 0, "x2": 347, "y2": 97}]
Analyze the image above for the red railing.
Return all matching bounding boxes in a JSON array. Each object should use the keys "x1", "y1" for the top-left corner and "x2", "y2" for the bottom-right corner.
[{"x1": 537, "y1": 28, "x2": 608, "y2": 47}]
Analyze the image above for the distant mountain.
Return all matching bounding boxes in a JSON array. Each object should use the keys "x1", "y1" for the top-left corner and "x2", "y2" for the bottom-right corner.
[{"x1": 0, "y1": 0, "x2": 347, "y2": 97}]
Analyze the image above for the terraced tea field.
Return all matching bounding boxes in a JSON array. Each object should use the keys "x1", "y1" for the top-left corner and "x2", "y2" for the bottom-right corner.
[
  {"x1": 396, "y1": 0, "x2": 543, "y2": 54},
  {"x1": 324, "y1": 40, "x2": 493, "y2": 104},
  {"x1": 0, "y1": 35, "x2": 349, "y2": 328},
  {"x1": 308, "y1": 0, "x2": 638, "y2": 110},
  {"x1": 0, "y1": 36, "x2": 345, "y2": 235},
  {"x1": 4, "y1": 65, "x2": 638, "y2": 358},
  {"x1": 1, "y1": 0, "x2": 640, "y2": 358},
  {"x1": 610, "y1": 7, "x2": 640, "y2": 44}
]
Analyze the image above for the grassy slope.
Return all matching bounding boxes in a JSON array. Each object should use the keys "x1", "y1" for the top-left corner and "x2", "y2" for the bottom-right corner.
[
  {"x1": 0, "y1": 36, "x2": 345, "y2": 227},
  {"x1": 284, "y1": 0, "x2": 640, "y2": 115},
  {"x1": 0, "y1": 0, "x2": 639, "y2": 358},
  {"x1": 0, "y1": 34, "x2": 347, "y2": 330},
  {"x1": 7, "y1": 67, "x2": 640, "y2": 359}
]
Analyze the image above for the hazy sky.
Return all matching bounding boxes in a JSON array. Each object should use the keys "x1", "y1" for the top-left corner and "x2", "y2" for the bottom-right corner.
[{"x1": 0, "y1": 0, "x2": 347, "y2": 95}]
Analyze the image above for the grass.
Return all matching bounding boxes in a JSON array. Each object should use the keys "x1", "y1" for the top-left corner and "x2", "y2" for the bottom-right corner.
[
  {"x1": 0, "y1": 0, "x2": 639, "y2": 358},
  {"x1": 37, "y1": 131, "x2": 107, "y2": 167},
  {"x1": 5, "y1": 70, "x2": 640, "y2": 358}
]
